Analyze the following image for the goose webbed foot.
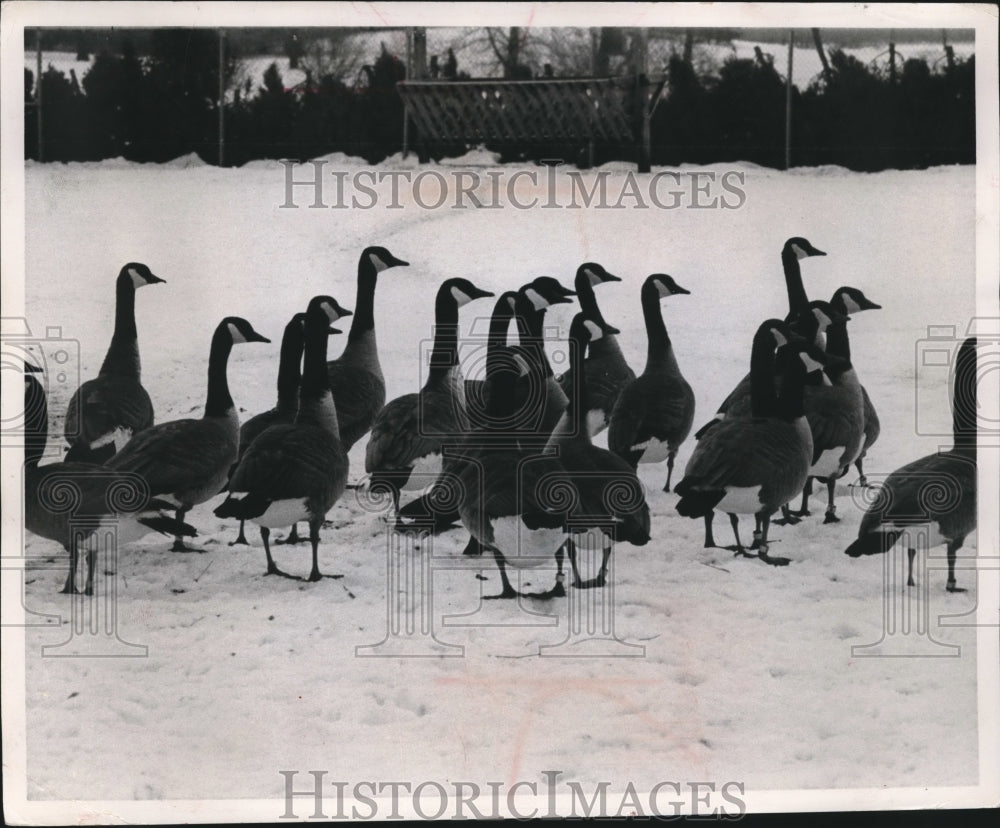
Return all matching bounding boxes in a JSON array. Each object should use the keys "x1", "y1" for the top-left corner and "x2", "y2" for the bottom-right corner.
[
  {"x1": 758, "y1": 544, "x2": 791, "y2": 567},
  {"x1": 749, "y1": 532, "x2": 763, "y2": 550},
  {"x1": 525, "y1": 576, "x2": 567, "y2": 599},
  {"x1": 307, "y1": 569, "x2": 323, "y2": 583},
  {"x1": 946, "y1": 582, "x2": 967, "y2": 594},
  {"x1": 572, "y1": 573, "x2": 606, "y2": 590},
  {"x1": 461, "y1": 537, "x2": 484, "y2": 557},
  {"x1": 848, "y1": 478, "x2": 870, "y2": 489},
  {"x1": 171, "y1": 540, "x2": 200, "y2": 553},
  {"x1": 774, "y1": 507, "x2": 800, "y2": 526},
  {"x1": 483, "y1": 584, "x2": 520, "y2": 600},
  {"x1": 822, "y1": 511, "x2": 840, "y2": 524},
  {"x1": 228, "y1": 536, "x2": 249, "y2": 547},
  {"x1": 264, "y1": 562, "x2": 300, "y2": 581},
  {"x1": 274, "y1": 526, "x2": 307, "y2": 545}
]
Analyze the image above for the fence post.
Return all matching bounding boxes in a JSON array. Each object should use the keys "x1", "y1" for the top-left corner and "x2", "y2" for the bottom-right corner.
[
  {"x1": 785, "y1": 29, "x2": 794, "y2": 170},
  {"x1": 36, "y1": 28, "x2": 43, "y2": 162},
  {"x1": 217, "y1": 28, "x2": 225, "y2": 167}
]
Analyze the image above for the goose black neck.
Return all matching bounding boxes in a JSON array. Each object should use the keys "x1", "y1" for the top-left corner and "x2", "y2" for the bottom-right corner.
[
  {"x1": 99, "y1": 277, "x2": 140, "y2": 377},
  {"x1": 565, "y1": 331, "x2": 590, "y2": 442},
  {"x1": 519, "y1": 304, "x2": 557, "y2": 378},
  {"x1": 204, "y1": 326, "x2": 236, "y2": 418},
  {"x1": 275, "y1": 319, "x2": 305, "y2": 412},
  {"x1": 782, "y1": 246, "x2": 810, "y2": 319},
  {"x1": 299, "y1": 316, "x2": 332, "y2": 405},
  {"x1": 348, "y1": 266, "x2": 378, "y2": 342},
  {"x1": 485, "y1": 299, "x2": 515, "y2": 380},
  {"x1": 824, "y1": 317, "x2": 852, "y2": 363},
  {"x1": 576, "y1": 275, "x2": 609, "y2": 327},
  {"x1": 641, "y1": 283, "x2": 671, "y2": 369},
  {"x1": 776, "y1": 358, "x2": 808, "y2": 420},
  {"x1": 749, "y1": 332, "x2": 780, "y2": 418},
  {"x1": 952, "y1": 339, "x2": 977, "y2": 452},
  {"x1": 427, "y1": 292, "x2": 461, "y2": 387}
]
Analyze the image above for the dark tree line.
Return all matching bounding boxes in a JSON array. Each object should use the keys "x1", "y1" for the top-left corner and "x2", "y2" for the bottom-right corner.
[{"x1": 25, "y1": 32, "x2": 974, "y2": 172}]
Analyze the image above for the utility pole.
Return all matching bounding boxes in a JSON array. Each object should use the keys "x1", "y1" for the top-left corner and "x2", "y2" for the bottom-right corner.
[{"x1": 785, "y1": 29, "x2": 794, "y2": 170}]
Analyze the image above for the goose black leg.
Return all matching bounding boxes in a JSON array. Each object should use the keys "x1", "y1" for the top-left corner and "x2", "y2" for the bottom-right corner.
[
  {"x1": 84, "y1": 542, "x2": 97, "y2": 596},
  {"x1": 852, "y1": 458, "x2": 869, "y2": 488},
  {"x1": 461, "y1": 536, "x2": 483, "y2": 557},
  {"x1": 483, "y1": 550, "x2": 518, "y2": 599},
  {"x1": 728, "y1": 513, "x2": 747, "y2": 557},
  {"x1": 524, "y1": 545, "x2": 567, "y2": 599},
  {"x1": 61, "y1": 547, "x2": 80, "y2": 594},
  {"x1": 823, "y1": 477, "x2": 840, "y2": 523},
  {"x1": 750, "y1": 515, "x2": 763, "y2": 549},
  {"x1": 757, "y1": 515, "x2": 790, "y2": 567},
  {"x1": 229, "y1": 519, "x2": 250, "y2": 546},
  {"x1": 261, "y1": 527, "x2": 294, "y2": 579},
  {"x1": 307, "y1": 519, "x2": 322, "y2": 582},
  {"x1": 794, "y1": 478, "x2": 813, "y2": 518},
  {"x1": 946, "y1": 540, "x2": 966, "y2": 593},
  {"x1": 774, "y1": 504, "x2": 800, "y2": 526},
  {"x1": 664, "y1": 453, "x2": 676, "y2": 493},
  {"x1": 703, "y1": 513, "x2": 716, "y2": 548},
  {"x1": 171, "y1": 508, "x2": 197, "y2": 552},
  {"x1": 907, "y1": 548, "x2": 916, "y2": 587}
]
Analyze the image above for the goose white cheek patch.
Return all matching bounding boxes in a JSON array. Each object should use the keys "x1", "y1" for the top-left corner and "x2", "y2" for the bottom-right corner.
[
  {"x1": 843, "y1": 295, "x2": 861, "y2": 314},
  {"x1": 227, "y1": 323, "x2": 248, "y2": 344},
  {"x1": 370, "y1": 253, "x2": 389, "y2": 272},
  {"x1": 128, "y1": 267, "x2": 145, "y2": 288},
  {"x1": 791, "y1": 243, "x2": 807, "y2": 260},
  {"x1": 585, "y1": 268, "x2": 600, "y2": 286},
  {"x1": 583, "y1": 320, "x2": 603, "y2": 340},
  {"x1": 523, "y1": 288, "x2": 545, "y2": 310},
  {"x1": 451, "y1": 287, "x2": 472, "y2": 306}
]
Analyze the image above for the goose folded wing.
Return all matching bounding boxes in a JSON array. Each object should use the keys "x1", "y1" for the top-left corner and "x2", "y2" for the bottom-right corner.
[
  {"x1": 107, "y1": 419, "x2": 235, "y2": 494},
  {"x1": 366, "y1": 394, "x2": 441, "y2": 472},
  {"x1": 686, "y1": 421, "x2": 801, "y2": 489},
  {"x1": 806, "y1": 399, "x2": 859, "y2": 461},
  {"x1": 329, "y1": 363, "x2": 386, "y2": 425},
  {"x1": 231, "y1": 425, "x2": 340, "y2": 498}
]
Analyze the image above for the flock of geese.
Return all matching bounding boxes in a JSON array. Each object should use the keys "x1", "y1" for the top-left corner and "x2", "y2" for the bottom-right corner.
[{"x1": 22, "y1": 240, "x2": 978, "y2": 598}]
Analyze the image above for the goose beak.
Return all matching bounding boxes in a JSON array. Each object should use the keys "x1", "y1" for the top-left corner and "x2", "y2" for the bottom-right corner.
[
  {"x1": 550, "y1": 294, "x2": 575, "y2": 305},
  {"x1": 388, "y1": 255, "x2": 409, "y2": 267},
  {"x1": 672, "y1": 285, "x2": 691, "y2": 295},
  {"x1": 471, "y1": 287, "x2": 495, "y2": 300},
  {"x1": 862, "y1": 298, "x2": 882, "y2": 310},
  {"x1": 147, "y1": 273, "x2": 166, "y2": 284},
  {"x1": 811, "y1": 247, "x2": 827, "y2": 257},
  {"x1": 329, "y1": 326, "x2": 343, "y2": 335},
  {"x1": 249, "y1": 331, "x2": 271, "y2": 343},
  {"x1": 602, "y1": 322, "x2": 621, "y2": 336},
  {"x1": 338, "y1": 307, "x2": 354, "y2": 318},
  {"x1": 603, "y1": 272, "x2": 622, "y2": 283}
]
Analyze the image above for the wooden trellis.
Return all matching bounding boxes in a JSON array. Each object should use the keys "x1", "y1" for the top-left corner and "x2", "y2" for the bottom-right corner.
[{"x1": 398, "y1": 77, "x2": 666, "y2": 166}]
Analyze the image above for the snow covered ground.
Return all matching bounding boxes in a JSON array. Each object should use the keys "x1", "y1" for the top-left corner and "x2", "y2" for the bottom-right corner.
[{"x1": 11, "y1": 153, "x2": 991, "y2": 813}]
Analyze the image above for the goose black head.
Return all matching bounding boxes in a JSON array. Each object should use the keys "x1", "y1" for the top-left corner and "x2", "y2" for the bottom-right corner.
[
  {"x1": 783, "y1": 237, "x2": 827, "y2": 261},
  {"x1": 221, "y1": 317, "x2": 271, "y2": 344},
  {"x1": 800, "y1": 300, "x2": 848, "y2": 335},
  {"x1": 831, "y1": 286, "x2": 881, "y2": 315},
  {"x1": 796, "y1": 345, "x2": 833, "y2": 386},
  {"x1": 120, "y1": 262, "x2": 164, "y2": 289},
  {"x1": 578, "y1": 262, "x2": 621, "y2": 287},
  {"x1": 756, "y1": 318, "x2": 798, "y2": 350},
  {"x1": 361, "y1": 246, "x2": 409, "y2": 274},
  {"x1": 520, "y1": 276, "x2": 576, "y2": 310},
  {"x1": 306, "y1": 295, "x2": 354, "y2": 330},
  {"x1": 440, "y1": 278, "x2": 494, "y2": 308},
  {"x1": 570, "y1": 312, "x2": 620, "y2": 345},
  {"x1": 647, "y1": 273, "x2": 690, "y2": 298}
]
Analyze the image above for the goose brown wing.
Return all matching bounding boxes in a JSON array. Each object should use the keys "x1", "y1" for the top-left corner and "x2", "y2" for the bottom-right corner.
[
  {"x1": 859, "y1": 451, "x2": 976, "y2": 538},
  {"x1": 65, "y1": 376, "x2": 154, "y2": 447},
  {"x1": 805, "y1": 387, "x2": 863, "y2": 458},
  {"x1": 365, "y1": 392, "x2": 452, "y2": 473},
  {"x1": 231, "y1": 424, "x2": 346, "y2": 499},
  {"x1": 684, "y1": 419, "x2": 807, "y2": 491},
  {"x1": 107, "y1": 419, "x2": 236, "y2": 495},
  {"x1": 328, "y1": 362, "x2": 385, "y2": 449}
]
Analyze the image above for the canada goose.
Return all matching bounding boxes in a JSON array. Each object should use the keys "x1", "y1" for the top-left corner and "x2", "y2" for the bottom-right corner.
[
  {"x1": 24, "y1": 365, "x2": 196, "y2": 594},
  {"x1": 106, "y1": 317, "x2": 270, "y2": 550},
  {"x1": 229, "y1": 305, "x2": 351, "y2": 546},
  {"x1": 64, "y1": 263, "x2": 164, "y2": 463},
  {"x1": 216, "y1": 297, "x2": 350, "y2": 582},
  {"x1": 327, "y1": 246, "x2": 409, "y2": 450},
  {"x1": 556, "y1": 263, "x2": 635, "y2": 436},
  {"x1": 456, "y1": 323, "x2": 575, "y2": 598},
  {"x1": 547, "y1": 313, "x2": 651, "y2": 589},
  {"x1": 693, "y1": 301, "x2": 844, "y2": 440},
  {"x1": 793, "y1": 303, "x2": 868, "y2": 523},
  {"x1": 365, "y1": 277, "x2": 494, "y2": 519},
  {"x1": 779, "y1": 236, "x2": 826, "y2": 321},
  {"x1": 845, "y1": 337, "x2": 977, "y2": 592},
  {"x1": 675, "y1": 322, "x2": 823, "y2": 565},
  {"x1": 824, "y1": 287, "x2": 883, "y2": 488},
  {"x1": 608, "y1": 274, "x2": 694, "y2": 493}
]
